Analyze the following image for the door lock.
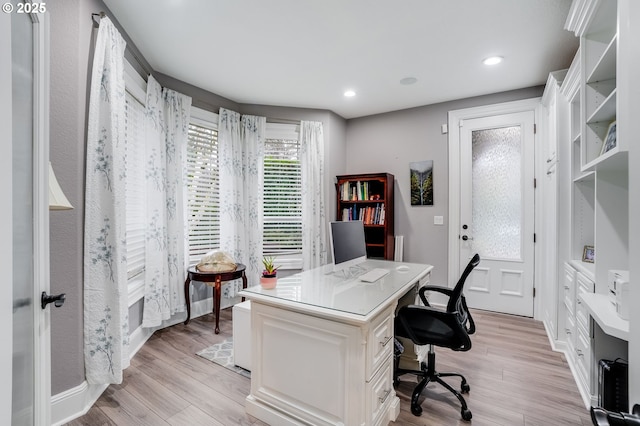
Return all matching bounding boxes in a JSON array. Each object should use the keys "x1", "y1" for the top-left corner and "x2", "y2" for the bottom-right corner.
[
  {"x1": 41, "y1": 292, "x2": 66, "y2": 309},
  {"x1": 461, "y1": 235, "x2": 474, "y2": 241}
]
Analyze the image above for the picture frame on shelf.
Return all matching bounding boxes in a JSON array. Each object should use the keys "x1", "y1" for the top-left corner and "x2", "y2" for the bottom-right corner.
[
  {"x1": 600, "y1": 121, "x2": 617, "y2": 155},
  {"x1": 582, "y1": 245, "x2": 595, "y2": 263}
]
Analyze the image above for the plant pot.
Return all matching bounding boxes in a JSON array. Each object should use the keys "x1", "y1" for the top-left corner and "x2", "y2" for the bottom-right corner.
[{"x1": 260, "y1": 276, "x2": 277, "y2": 289}]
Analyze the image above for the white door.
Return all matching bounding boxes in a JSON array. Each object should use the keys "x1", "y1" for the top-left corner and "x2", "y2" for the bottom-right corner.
[
  {"x1": 458, "y1": 111, "x2": 536, "y2": 317},
  {"x1": 2, "y1": 4, "x2": 51, "y2": 425}
]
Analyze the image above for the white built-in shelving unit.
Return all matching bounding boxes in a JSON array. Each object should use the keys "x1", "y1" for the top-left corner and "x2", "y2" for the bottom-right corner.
[{"x1": 551, "y1": 0, "x2": 630, "y2": 408}]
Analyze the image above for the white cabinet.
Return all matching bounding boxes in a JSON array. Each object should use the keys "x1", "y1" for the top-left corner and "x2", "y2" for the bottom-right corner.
[
  {"x1": 553, "y1": 0, "x2": 631, "y2": 409},
  {"x1": 561, "y1": 263, "x2": 595, "y2": 405}
]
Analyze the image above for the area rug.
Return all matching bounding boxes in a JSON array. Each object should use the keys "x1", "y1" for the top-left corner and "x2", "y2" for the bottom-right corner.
[{"x1": 196, "y1": 338, "x2": 251, "y2": 379}]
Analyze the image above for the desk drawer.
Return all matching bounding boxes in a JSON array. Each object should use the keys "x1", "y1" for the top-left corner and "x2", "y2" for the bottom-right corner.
[
  {"x1": 366, "y1": 354, "x2": 394, "y2": 426},
  {"x1": 367, "y1": 309, "x2": 394, "y2": 379}
]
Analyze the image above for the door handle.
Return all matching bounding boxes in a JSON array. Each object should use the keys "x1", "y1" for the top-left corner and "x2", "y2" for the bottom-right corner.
[
  {"x1": 41, "y1": 291, "x2": 66, "y2": 309},
  {"x1": 461, "y1": 235, "x2": 473, "y2": 241}
]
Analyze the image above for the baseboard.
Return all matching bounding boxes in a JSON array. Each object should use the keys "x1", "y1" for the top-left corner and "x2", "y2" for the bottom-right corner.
[
  {"x1": 51, "y1": 381, "x2": 108, "y2": 426},
  {"x1": 51, "y1": 296, "x2": 228, "y2": 424},
  {"x1": 542, "y1": 319, "x2": 567, "y2": 353},
  {"x1": 541, "y1": 319, "x2": 590, "y2": 409}
]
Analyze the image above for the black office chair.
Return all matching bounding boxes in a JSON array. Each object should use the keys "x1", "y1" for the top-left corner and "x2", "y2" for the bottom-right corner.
[
  {"x1": 394, "y1": 253, "x2": 480, "y2": 421},
  {"x1": 592, "y1": 405, "x2": 640, "y2": 426}
]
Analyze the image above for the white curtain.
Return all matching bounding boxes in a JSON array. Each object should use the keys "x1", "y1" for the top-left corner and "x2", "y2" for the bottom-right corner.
[
  {"x1": 219, "y1": 108, "x2": 266, "y2": 289},
  {"x1": 83, "y1": 16, "x2": 129, "y2": 384},
  {"x1": 300, "y1": 121, "x2": 327, "y2": 270},
  {"x1": 142, "y1": 76, "x2": 192, "y2": 327}
]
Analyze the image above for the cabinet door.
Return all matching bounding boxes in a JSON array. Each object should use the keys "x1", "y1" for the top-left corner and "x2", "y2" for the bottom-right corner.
[{"x1": 564, "y1": 263, "x2": 577, "y2": 316}]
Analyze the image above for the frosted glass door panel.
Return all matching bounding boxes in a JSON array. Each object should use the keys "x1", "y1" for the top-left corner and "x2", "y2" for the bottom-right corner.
[{"x1": 471, "y1": 126, "x2": 522, "y2": 260}]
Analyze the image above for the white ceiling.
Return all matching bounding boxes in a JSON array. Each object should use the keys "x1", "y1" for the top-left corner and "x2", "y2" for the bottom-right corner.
[{"x1": 102, "y1": 0, "x2": 578, "y2": 119}]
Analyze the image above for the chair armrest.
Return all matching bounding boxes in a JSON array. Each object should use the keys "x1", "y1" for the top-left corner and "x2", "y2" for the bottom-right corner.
[{"x1": 418, "y1": 285, "x2": 452, "y2": 306}]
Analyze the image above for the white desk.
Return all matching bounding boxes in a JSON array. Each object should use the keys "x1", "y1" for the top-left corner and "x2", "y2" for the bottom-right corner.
[
  {"x1": 240, "y1": 259, "x2": 433, "y2": 426},
  {"x1": 579, "y1": 293, "x2": 629, "y2": 341}
]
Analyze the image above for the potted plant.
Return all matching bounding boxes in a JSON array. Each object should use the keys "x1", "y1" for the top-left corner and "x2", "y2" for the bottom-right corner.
[{"x1": 260, "y1": 256, "x2": 279, "y2": 289}]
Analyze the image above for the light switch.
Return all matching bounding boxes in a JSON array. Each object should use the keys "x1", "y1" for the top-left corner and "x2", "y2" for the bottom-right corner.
[{"x1": 434, "y1": 215, "x2": 444, "y2": 225}]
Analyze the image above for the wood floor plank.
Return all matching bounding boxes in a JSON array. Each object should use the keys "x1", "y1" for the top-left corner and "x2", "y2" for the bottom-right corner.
[
  {"x1": 95, "y1": 386, "x2": 169, "y2": 426},
  {"x1": 67, "y1": 309, "x2": 592, "y2": 425},
  {"x1": 166, "y1": 405, "x2": 225, "y2": 426}
]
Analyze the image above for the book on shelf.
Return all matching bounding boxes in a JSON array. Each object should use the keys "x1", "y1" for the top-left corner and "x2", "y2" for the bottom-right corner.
[
  {"x1": 340, "y1": 181, "x2": 371, "y2": 201},
  {"x1": 340, "y1": 203, "x2": 385, "y2": 225}
]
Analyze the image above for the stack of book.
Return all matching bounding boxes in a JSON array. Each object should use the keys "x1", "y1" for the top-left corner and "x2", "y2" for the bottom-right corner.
[
  {"x1": 341, "y1": 203, "x2": 385, "y2": 225},
  {"x1": 340, "y1": 181, "x2": 372, "y2": 201}
]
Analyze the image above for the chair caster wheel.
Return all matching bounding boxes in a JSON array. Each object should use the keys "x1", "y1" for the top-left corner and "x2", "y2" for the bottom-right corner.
[
  {"x1": 461, "y1": 409, "x2": 472, "y2": 421},
  {"x1": 411, "y1": 404, "x2": 423, "y2": 416},
  {"x1": 461, "y1": 382, "x2": 470, "y2": 393}
]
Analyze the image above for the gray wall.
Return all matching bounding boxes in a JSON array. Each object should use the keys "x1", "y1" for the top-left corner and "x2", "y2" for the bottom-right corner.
[
  {"x1": 49, "y1": 0, "x2": 101, "y2": 395},
  {"x1": 345, "y1": 87, "x2": 544, "y2": 287}
]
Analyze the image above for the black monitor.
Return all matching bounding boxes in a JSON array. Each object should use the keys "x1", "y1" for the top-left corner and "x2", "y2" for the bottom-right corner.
[{"x1": 329, "y1": 220, "x2": 367, "y2": 273}]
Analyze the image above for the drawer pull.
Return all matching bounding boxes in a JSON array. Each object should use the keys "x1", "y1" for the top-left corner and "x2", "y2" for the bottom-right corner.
[
  {"x1": 576, "y1": 299, "x2": 582, "y2": 305},
  {"x1": 565, "y1": 329, "x2": 571, "y2": 334},
  {"x1": 564, "y1": 285, "x2": 570, "y2": 289},
  {"x1": 576, "y1": 349, "x2": 584, "y2": 357},
  {"x1": 379, "y1": 389, "x2": 391, "y2": 404},
  {"x1": 380, "y1": 336, "x2": 392, "y2": 347}
]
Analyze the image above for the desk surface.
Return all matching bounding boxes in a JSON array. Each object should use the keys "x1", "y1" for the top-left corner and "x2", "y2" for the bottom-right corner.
[
  {"x1": 579, "y1": 293, "x2": 629, "y2": 341},
  {"x1": 241, "y1": 259, "x2": 432, "y2": 321}
]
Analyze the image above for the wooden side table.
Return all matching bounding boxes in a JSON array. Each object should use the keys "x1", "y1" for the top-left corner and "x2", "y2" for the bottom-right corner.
[{"x1": 183, "y1": 263, "x2": 247, "y2": 334}]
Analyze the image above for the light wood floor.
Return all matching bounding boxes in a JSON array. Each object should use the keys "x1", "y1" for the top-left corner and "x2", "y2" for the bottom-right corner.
[{"x1": 66, "y1": 309, "x2": 592, "y2": 426}]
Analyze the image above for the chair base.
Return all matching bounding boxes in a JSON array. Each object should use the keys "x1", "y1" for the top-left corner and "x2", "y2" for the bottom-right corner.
[{"x1": 394, "y1": 344, "x2": 472, "y2": 421}]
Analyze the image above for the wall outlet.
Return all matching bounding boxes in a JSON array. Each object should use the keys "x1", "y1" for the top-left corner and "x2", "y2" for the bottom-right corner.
[{"x1": 434, "y1": 216, "x2": 444, "y2": 225}]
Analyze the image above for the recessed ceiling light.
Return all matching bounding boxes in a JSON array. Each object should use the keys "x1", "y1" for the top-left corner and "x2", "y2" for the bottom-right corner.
[
  {"x1": 344, "y1": 90, "x2": 356, "y2": 97},
  {"x1": 400, "y1": 77, "x2": 417, "y2": 85},
  {"x1": 483, "y1": 56, "x2": 503, "y2": 66}
]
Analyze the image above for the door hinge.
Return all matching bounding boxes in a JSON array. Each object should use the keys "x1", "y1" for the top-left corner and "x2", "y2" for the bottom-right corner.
[
  {"x1": 533, "y1": 233, "x2": 537, "y2": 243},
  {"x1": 534, "y1": 123, "x2": 537, "y2": 134},
  {"x1": 533, "y1": 287, "x2": 536, "y2": 298},
  {"x1": 534, "y1": 178, "x2": 537, "y2": 188}
]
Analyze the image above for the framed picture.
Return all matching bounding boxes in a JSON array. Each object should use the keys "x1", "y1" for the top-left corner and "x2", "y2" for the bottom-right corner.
[
  {"x1": 410, "y1": 160, "x2": 433, "y2": 206},
  {"x1": 582, "y1": 245, "x2": 595, "y2": 263},
  {"x1": 600, "y1": 121, "x2": 617, "y2": 155}
]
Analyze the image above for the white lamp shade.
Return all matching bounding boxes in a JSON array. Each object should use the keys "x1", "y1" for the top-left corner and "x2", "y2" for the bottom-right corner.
[{"x1": 49, "y1": 162, "x2": 73, "y2": 210}]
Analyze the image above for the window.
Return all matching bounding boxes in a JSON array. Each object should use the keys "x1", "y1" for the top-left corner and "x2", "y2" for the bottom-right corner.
[
  {"x1": 186, "y1": 109, "x2": 220, "y2": 265},
  {"x1": 263, "y1": 123, "x2": 302, "y2": 267},
  {"x1": 123, "y1": 60, "x2": 148, "y2": 301},
  {"x1": 124, "y1": 91, "x2": 146, "y2": 280}
]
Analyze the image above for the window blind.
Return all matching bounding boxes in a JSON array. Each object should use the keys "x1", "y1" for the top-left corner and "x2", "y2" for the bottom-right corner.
[
  {"x1": 186, "y1": 122, "x2": 220, "y2": 264},
  {"x1": 124, "y1": 91, "x2": 146, "y2": 279},
  {"x1": 263, "y1": 138, "x2": 302, "y2": 255}
]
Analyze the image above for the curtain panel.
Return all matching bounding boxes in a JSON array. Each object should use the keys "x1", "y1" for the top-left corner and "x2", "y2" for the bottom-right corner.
[
  {"x1": 142, "y1": 76, "x2": 192, "y2": 328},
  {"x1": 219, "y1": 108, "x2": 266, "y2": 289},
  {"x1": 83, "y1": 16, "x2": 129, "y2": 385},
  {"x1": 300, "y1": 121, "x2": 327, "y2": 270}
]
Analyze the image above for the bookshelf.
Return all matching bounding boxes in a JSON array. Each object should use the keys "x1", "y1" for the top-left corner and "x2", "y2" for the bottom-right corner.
[
  {"x1": 336, "y1": 173, "x2": 394, "y2": 260},
  {"x1": 554, "y1": 0, "x2": 630, "y2": 407}
]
